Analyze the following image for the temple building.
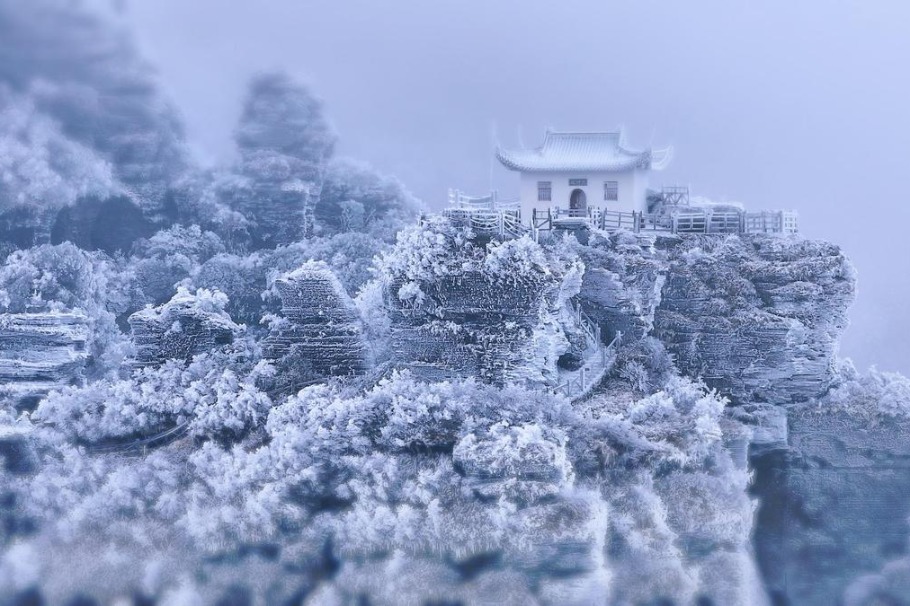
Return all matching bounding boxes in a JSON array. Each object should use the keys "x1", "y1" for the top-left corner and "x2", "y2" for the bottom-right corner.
[{"x1": 496, "y1": 130, "x2": 672, "y2": 222}]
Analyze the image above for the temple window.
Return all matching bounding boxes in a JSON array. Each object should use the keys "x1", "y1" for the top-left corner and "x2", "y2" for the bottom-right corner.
[
  {"x1": 604, "y1": 181, "x2": 619, "y2": 201},
  {"x1": 537, "y1": 181, "x2": 552, "y2": 202}
]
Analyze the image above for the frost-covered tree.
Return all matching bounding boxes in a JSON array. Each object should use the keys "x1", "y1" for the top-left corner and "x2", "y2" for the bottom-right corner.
[
  {"x1": 126, "y1": 225, "x2": 226, "y2": 310},
  {"x1": 33, "y1": 334, "x2": 270, "y2": 446},
  {"x1": 0, "y1": 86, "x2": 117, "y2": 248},
  {"x1": 315, "y1": 159, "x2": 421, "y2": 240}
]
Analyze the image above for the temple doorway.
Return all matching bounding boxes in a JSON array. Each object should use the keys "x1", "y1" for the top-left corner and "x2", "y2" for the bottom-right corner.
[{"x1": 569, "y1": 188, "x2": 587, "y2": 217}]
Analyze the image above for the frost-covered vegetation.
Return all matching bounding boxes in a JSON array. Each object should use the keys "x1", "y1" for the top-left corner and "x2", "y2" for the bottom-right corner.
[{"x1": 1, "y1": 1, "x2": 909, "y2": 605}]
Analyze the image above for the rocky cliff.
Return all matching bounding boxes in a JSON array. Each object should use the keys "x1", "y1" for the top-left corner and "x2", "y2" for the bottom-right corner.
[
  {"x1": 752, "y1": 406, "x2": 910, "y2": 605},
  {"x1": 129, "y1": 288, "x2": 239, "y2": 367},
  {"x1": 0, "y1": 312, "x2": 88, "y2": 408},
  {"x1": 574, "y1": 232, "x2": 855, "y2": 405},
  {"x1": 263, "y1": 261, "x2": 368, "y2": 393},
  {"x1": 574, "y1": 230, "x2": 869, "y2": 604},
  {"x1": 379, "y1": 219, "x2": 583, "y2": 386},
  {"x1": 742, "y1": 366, "x2": 910, "y2": 606},
  {"x1": 574, "y1": 231, "x2": 665, "y2": 342},
  {"x1": 230, "y1": 73, "x2": 335, "y2": 247},
  {"x1": 654, "y1": 235, "x2": 855, "y2": 405}
]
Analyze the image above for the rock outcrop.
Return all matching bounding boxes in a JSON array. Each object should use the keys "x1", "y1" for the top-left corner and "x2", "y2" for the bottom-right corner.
[
  {"x1": 381, "y1": 222, "x2": 583, "y2": 387},
  {"x1": 752, "y1": 405, "x2": 910, "y2": 605},
  {"x1": 387, "y1": 271, "x2": 569, "y2": 386},
  {"x1": 128, "y1": 288, "x2": 238, "y2": 367},
  {"x1": 231, "y1": 73, "x2": 335, "y2": 247},
  {"x1": 263, "y1": 262, "x2": 368, "y2": 392},
  {"x1": 0, "y1": 312, "x2": 88, "y2": 407},
  {"x1": 653, "y1": 235, "x2": 855, "y2": 405},
  {"x1": 574, "y1": 231, "x2": 665, "y2": 341}
]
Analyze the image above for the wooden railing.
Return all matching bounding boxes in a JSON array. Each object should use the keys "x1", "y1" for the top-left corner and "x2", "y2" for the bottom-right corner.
[
  {"x1": 441, "y1": 208, "x2": 527, "y2": 239},
  {"x1": 448, "y1": 189, "x2": 520, "y2": 211},
  {"x1": 439, "y1": 202, "x2": 798, "y2": 239},
  {"x1": 553, "y1": 300, "x2": 622, "y2": 401},
  {"x1": 532, "y1": 207, "x2": 644, "y2": 233},
  {"x1": 743, "y1": 210, "x2": 798, "y2": 234}
]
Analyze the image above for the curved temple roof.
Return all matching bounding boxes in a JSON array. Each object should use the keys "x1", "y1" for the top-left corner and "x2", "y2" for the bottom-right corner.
[{"x1": 496, "y1": 130, "x2": 672, "y2": 173}]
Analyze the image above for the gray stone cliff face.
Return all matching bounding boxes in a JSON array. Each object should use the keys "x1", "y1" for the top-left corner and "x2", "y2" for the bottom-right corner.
[
  {"x1": 574, "y1": 231, "x2": 665, "y2": 342},
  {"x1": 576, "y1": 233, "x2": 855, "y2": 405},
  {"x1": 229, "y1": 154, "x2": 325, "y2": 248},
  {"x1": 654, "y1": 235, "x2": 855, "y2": 405},
  {"x1": 575, "y1": 231, "x2": 872, "y2": 604},
  {"x1": 0, "y1": 312, "x2": 88, "y2": 407},
  {"x1": 751, "y1": 407, "x2": 910, "y2": 606},
  {"x1": 128, "y1": 289, "x2": 238, "y2": 367},
  {"x1": 386, "y1": 270, "x2": 567, "y2": 386},
  {"x1": 263, "y1": 262, "x2": 368, "y2": 392}
]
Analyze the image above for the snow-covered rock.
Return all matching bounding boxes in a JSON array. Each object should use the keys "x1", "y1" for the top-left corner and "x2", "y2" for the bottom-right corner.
[
  {"x1": 380, "y1": 220, "x2": 581, "y2": 386},
  {"x1": 652, "y1": 235, "x2": 855, "y2": 404},
  {"x1": 0, "y1": 311, "x2": 88, "y2": 407},
  {"x1": 128, "y1": 288, "x2": 239, "y2": 367},
  {"x1": 575, "y1": 230, "x2": 666, "y2": 341},
  {"x1": 575, "y1": 233, "x2": 855, "y2": 405},
  {"x1": 263, "y1": 261, "x2": 368, "y2": 392},
  {"x1": 229, "y1": 74, "x2": 335, "y2": 247}
]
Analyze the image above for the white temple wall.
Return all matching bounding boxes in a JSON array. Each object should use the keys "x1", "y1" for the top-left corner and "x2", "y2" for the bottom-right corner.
[{"x1": 517, "y1": 170, "x2": 649, "y2": 223}]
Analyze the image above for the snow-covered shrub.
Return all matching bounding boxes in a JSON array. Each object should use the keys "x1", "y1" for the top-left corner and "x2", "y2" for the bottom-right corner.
[
  {"x1": 482, "y1": 235, "x2": 554, "y2": 285},
  {"x1": 187, "y1": 233, "x2": 387, "y2": 331},
  {"x1": 376, "y1": 215, "x2": 475, "y2": 287},
  {"x1": 817, "y1": 360, "x2": 910, "y2": 419},
  {"x1": 268, "y1": 232, "x2": 386, "y2": 295},
  {"x1": 131, "y1": 225, "x2": 225, "y2": 263},
  {"x1": 574, "y1": 376, "x2": 728, "y2": 469},
  {"x1": 189, "y1": 252, "x2": 268, "y2": 327},
  {"x1": 454, "y1": 421, "x2": 574, "y2": 503},
  {"x1": 613, "y1": 336, "x2": 676, "y2": 393},
  {"x1": 180, "y1": 372, "x2": 577, "y2": 547},
  {"x1": 125, "y1": 225, "x2": 226, "y2": 310},
  {"x1": 32, "y1": 336, "x2": 271, "y2": 445}
]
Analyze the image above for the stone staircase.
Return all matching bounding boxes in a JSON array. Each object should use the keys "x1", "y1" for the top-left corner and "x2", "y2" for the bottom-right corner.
[{"x1": 555, "y1": 302, "x2": 621, "y2": 402}]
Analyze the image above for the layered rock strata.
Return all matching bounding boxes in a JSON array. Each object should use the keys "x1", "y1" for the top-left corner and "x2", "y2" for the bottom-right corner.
[
  {"x1": 653, "y1": 235, "x2": 855, "y2": 404},
  {"x1": 129, "y1": 289, "x2": 238, "y2": 367},
  {"x1": 575, "y1": 231, "x2": 666, "y2": 342},
  {"x1": 387, "y1": 271, "x2": 568, "y2": 386},
  {"x1": 263, "y1": 262, "x2": 368, "y2": 392},
  {"x1": 0, "y1": 312, "x2": 88, "y2": 406}
]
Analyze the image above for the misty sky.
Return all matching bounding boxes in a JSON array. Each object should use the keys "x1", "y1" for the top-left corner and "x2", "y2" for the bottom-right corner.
[{"x1": 119, "y1": 0, "x2": 910, "y2": 373}]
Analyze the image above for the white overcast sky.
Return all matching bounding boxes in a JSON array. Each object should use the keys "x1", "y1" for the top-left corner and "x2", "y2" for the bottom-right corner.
[{"x1": 117, "y1": 0, "x2": 910, "y2": 373}]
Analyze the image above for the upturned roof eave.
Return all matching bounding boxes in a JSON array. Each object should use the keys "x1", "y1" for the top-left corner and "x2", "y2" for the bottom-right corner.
[{"x1": 495, "y1": 145, "x2": 673, "y2": 173}]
